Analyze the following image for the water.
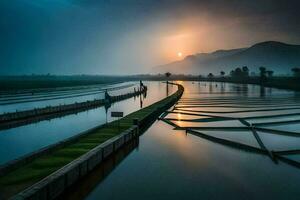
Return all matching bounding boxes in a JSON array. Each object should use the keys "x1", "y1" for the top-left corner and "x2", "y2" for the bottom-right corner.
[
  {"x1": 0, "y1": 81, "x2": 176, "y2": 164},
  {"x1": 0, "y1": 82, "x2": 138, "y2": 114},
  {"x1": 75, "y1": 81, "x2": 300, "y2": 200},
  {"x1": 83, "y1": 122, "x2": 300, "y2": 200}
]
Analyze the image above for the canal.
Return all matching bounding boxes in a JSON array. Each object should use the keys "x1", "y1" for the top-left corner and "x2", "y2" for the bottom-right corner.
[
  {"x1": 0, "y1": 81, "x2": 176, "y2": 165},
  {"x1": 64, "y1": 81, "x2": 300, "y2": 200},
  {"x1": 0, "y1": 82, "x2": 137, "y2": 114}
]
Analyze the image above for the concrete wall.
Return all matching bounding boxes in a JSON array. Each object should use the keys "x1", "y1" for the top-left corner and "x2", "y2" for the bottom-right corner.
[
  {"x1": 0, "y1": 86, "x2": 147, "y2": 125},
  {"x1": 0, "y1": 88, "x2": 147, "y2": 175},
  {"x1": 9, "y1": 83, "x2": 183, "y2": 200},
  {"x1": 0, "y1": 124, "x2": 107, "y2": 176},
  {"x1": 12, "y1": 126, "x2": 138, "y2": 200}
]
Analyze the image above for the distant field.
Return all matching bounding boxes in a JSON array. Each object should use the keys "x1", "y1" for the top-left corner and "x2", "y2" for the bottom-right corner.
[
  {"x1": 0, "y1": 76, "x2": 125, "y2": 91},
  {"x1": 1, "y1": 75, "x2": 299, "y2": 91}
]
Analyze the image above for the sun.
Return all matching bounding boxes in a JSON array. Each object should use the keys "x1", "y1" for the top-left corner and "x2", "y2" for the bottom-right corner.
[{"x1": 177, "y1": 52, "x2": 183, "y2": 57}]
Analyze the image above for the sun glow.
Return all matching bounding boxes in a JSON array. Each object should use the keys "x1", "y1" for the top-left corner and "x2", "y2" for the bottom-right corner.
[
  {"x1": 160, "y1": 30, "x2": 200, "y2": 62},
  {"x1": 177, "y1": 113, "x2": 182, "y2": 120}
]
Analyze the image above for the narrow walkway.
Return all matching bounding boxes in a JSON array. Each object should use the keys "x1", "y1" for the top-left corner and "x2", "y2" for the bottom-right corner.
[
  {"x1": 0, "y1": 83, "x2": 183, "y2": 199},
  {"x1": 0, "y1": 85, "x2": 147, "y2": 130}
]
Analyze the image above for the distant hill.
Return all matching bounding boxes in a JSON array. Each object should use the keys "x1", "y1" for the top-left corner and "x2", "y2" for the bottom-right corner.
[{"x1": 154, "y1": 41, "x2": 300, "y2": 75}]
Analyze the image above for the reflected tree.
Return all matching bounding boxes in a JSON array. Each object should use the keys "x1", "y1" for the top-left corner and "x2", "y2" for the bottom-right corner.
[
  {"x1": 260, "y1": 85, "x2": 266, "y2": 97},
  {"x1": 198, "y1": 75, "x2": 202, "y2": 84}
]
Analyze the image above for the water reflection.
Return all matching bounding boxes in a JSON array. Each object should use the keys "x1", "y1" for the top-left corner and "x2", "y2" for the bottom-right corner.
[
  {"x1": 0, "y1": 82, "x2": 177, "y2": 165},
  {"x1": 79, "y1": 81, "x2": 300, "y2": 200},
  {"x1": 220, "y1": 82, "x2": 225, "y2": 94},
  {"x1": 260, "y1": 86, "x2": 266, "y2": 97},
  {"x1": 140, "y1": 94, "x2": 143, "y2": 108},
  {"x1": 104, "y1": 103, "x2": 111, "y2": 125},
  {"x1": 0, "y1": 82, "x2": 138, "y2": 114},
  {"x1": 81, "y1": 120, "x2": 300, "y2": 200},
  {"x1": 61, "y1": 138, "x2": 139, "y2": 200},
  {"x1": 166, "y1": 82, "x2": 169, "y2": 96},
  {"x1": 209, "y1": 82, "x2": 213, "y2": 93},
  {"x1": 166, "y1": 81, "x2": 300, "y2": 170}
]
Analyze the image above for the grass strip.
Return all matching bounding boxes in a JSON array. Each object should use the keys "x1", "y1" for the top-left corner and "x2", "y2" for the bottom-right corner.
[{"x1": 0, "y1": 83, "x2": 183, "y2": 197}]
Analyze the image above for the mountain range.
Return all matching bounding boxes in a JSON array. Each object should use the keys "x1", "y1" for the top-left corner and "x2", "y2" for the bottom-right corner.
[{"x1": 154, "y1": 41, "x2": 300, "y2": 75}]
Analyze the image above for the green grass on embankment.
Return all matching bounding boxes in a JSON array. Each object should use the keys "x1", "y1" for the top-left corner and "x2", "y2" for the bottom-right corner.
[{"x1": 0, "y1": 83, "x2": 183, "y2": 198}]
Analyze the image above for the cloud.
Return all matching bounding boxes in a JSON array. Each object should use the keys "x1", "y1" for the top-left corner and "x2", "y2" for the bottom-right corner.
[{"x1": 0, "y1": 0, "x2": 300, "y2": 75}]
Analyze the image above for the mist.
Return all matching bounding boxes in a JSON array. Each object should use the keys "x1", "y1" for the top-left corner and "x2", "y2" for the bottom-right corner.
[{"x1": 1, "y1": 0, "x2": 300, "y2": 75}]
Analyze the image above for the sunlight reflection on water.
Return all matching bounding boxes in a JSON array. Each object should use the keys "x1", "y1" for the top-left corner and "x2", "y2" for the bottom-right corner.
[{"x1": 77, "y1": 81, "x2": 300, "y2": 200}]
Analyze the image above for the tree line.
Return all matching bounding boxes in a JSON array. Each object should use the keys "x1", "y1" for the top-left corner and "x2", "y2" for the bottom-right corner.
[{"x1": 205, "y1": 66, "x2": 300, "y2": 81}]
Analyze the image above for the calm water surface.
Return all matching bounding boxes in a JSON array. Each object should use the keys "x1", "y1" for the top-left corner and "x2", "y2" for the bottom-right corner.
[
  {"x1": 74, "y1": 81, "x2": 300, "y2": 200},
  {"x1": 0, "y1": 82, "x2": 176, "y2": 164},
  {"x1": 0, "y1": 82, "x2": 138, "y2": 114},
  {"x1": 84, "y1": 122, "x2": 300, "y2": 200}
]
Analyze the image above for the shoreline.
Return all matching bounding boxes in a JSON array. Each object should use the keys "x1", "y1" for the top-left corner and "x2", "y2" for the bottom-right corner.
[{"x1": 0, "y1": 83, "x2": 184, "y2": 199}]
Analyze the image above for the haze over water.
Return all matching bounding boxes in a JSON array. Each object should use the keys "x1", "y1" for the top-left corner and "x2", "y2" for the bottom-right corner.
[
  {"x1": 1, "y1": 0, "x2": 300, "y2": 75},
  {"x1": 62, "y1": 81, "x2": 300, "y2": 200},
  {"x1": 1, "y1": 1, "x2": 300, "y2": 199}
]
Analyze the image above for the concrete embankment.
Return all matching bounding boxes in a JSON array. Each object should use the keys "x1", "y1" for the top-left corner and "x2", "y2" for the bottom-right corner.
[
  {"x1": 0, "y1": 86, "x2": 147, "y2": 130},
  {"x1": 0, "y1": 83, "x2": 184, "y2": 200}
]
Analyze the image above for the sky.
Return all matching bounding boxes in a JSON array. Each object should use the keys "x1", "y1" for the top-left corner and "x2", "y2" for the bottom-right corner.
[{"x1": 1, "y1": 0, "x2": 300, "y2": 75}]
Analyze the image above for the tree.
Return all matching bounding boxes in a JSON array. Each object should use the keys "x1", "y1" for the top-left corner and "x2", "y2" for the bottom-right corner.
[
  {"x1": 259, "y1": 67, "x2": 267, "y2": 83},
  {"x1": 230, "y1": 67, "x2": 243, "y2": 78},
  {"x1": 165, "y1": 72, "x2": 171, "y2": 84},
  {"x1": 242, "y1": 66, "x2": 249, "y2": 77},
  {"x1": 266, "y1": 70, "x2": 274, "y2": 77},
  {"x1": 220, "y1": 71, "x2": 225, "y2": 77},
  {"x1": 165, "y1": 72, "x2": 171, "y2": 96},
  {"x1": 235, "y1": 68, "x2": 242, "y2": 75},
  {"x1": 165, "y1": 72, "x2": 171, "y2": 78},
  {"x1": 230, "y1": 70, "x2": 235, "y2": 77},
  {"x1": 198, "y1": 75, "x2": 202, "y2": 81},
  {"x1": 291, "y1": 67, "x2": 300, "y2": 77},
  {"x1": 207, "y1": 73, "x2": 214, "y2": 79}
]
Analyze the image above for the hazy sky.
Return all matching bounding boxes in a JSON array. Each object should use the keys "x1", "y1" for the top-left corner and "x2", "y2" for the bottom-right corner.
[{"x1": 1, "y1": 0, "x2": 300, "y2": 75}]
